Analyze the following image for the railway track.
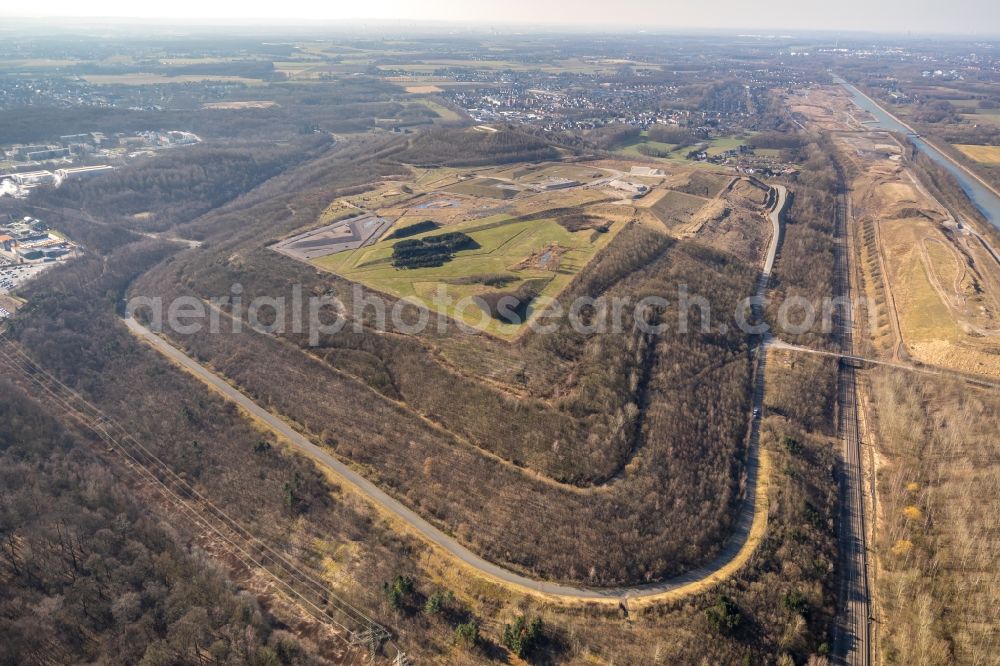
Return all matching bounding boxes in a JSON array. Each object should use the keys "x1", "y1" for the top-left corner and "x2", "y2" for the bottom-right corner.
[{"x1": 830, "y1": 166, "x2": 873, "y2": 666}]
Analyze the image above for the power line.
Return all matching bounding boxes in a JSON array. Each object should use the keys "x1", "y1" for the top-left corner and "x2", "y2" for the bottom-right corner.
[{"x1": 0, "y1": 337, "x2": 404, "y2": 662}]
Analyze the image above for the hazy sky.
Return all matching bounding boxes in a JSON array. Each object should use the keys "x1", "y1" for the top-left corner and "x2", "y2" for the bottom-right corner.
[{"x1": 2, "y1": 0, "x2": 999, "y2": 36}]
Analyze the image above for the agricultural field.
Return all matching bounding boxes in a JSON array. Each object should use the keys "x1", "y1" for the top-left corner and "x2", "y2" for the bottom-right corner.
[
  {"x1": 375, "y1": 56, "x2": 649, "y2": 76},
  {"x1": 954, "y1": 143, "x2": 1000, "y2": 163},
  {"x1": 201, "y1": 100, "x2": 279, "y2": 110},
  {"x1": 81, "y1": 73, "x2": 266, "y2": 85},
  {"x1": 403, "y1": 85, "x2": 444, "y2": 94}
]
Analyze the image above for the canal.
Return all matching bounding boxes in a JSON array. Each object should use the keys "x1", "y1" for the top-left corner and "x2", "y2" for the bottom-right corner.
[{"x1": 833, "y1": 75, "x2": 1000, "y2": 231}]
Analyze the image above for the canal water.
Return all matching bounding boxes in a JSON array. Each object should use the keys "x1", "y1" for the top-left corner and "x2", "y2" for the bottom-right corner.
[{"x1": 833, "y1": 75, "x2": 1000, "y2": 231}]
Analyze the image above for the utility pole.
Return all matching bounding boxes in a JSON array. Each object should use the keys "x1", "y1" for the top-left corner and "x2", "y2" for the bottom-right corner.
[{"x1": 349, "y1": 623, "x2": 390, "y2": 660}]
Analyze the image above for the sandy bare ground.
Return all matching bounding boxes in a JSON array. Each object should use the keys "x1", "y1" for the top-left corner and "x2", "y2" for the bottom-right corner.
[
  {"x1": 797, "y1": 86, "x2": 1000, "y2": 379},
  {"x1": 202, "y1": 100, "x2": 279, "y2": 109},
  {"x1": 402, "y1": 85, "x2": 443, "y2": 93}
]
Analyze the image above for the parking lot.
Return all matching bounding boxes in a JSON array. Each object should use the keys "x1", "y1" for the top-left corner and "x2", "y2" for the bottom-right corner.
[{"x1": 0, "y1": 262, "x2": 53, "y2": 295}]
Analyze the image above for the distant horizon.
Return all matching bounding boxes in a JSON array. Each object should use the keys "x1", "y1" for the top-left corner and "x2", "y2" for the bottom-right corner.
[
  {"x1": 2, "y1": 0, "x2": 1000, "y2": 39},
  {"x1": 1, "y1": 17, "x2": 999, "y2": 41}
]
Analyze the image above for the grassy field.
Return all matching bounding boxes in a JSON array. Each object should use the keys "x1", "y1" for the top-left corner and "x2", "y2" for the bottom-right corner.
[
  {"x1": 312, "y1": 212, "x2": 622, "y2": 336},
  {"x1": 443, "y1": 178, "x2": 520, "y2": 199},
  {"x1": 615, "y1": 132, "x2": 749, "y2": 164},
  {"x1": 954, "y1": 143, "x2": 1000, "y2": 163},
  {"x1": 618, "y1": 136, "x2": 677, "y2": 157},
  {"x1": 411, "y1": 98, "x2": 463, "y2": 122},
  {"x1": 962, "y1": 112, "x2": 1000, "y2": 127},
  {"x1": 704, "y1": 136, "x2": 745, "y2": 156}
]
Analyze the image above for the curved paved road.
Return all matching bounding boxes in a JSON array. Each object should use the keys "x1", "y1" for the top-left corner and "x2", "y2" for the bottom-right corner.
[
  {"x1": 123, "y1": 184, "x2": 787, "y2": 604},
  {"x1": 764, "y1": 185, "x2": 786, "y2": 275}
]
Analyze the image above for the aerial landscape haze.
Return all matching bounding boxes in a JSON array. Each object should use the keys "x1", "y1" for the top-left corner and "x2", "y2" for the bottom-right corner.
[{"x1": 1, "y1": 3, "x2": 998, "y2": 665}]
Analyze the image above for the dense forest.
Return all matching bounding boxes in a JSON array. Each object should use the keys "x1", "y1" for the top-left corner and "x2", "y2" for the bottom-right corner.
[
  {"x1": 33, "y1": 139, "x2": 331, "y2": 234},
  {"x1": 395, "y1": 128, "x2": 559, "y2": 166},
  {"x1": 764, "y1": 134, "x2": 840, "y2": 351},
  {"x1": 0, "y1": 223, "x2": 841, "y2": 662},
  {"x1": 0, "y1": 378, "x2": 325, "y2": 666},
  {"x1": 392, "y1": 231, "x2": 478, "y2": 268}
]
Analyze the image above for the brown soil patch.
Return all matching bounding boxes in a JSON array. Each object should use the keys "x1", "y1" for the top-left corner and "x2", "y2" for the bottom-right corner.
[
  {"x1": 512, "y1": 243, "x2": 567, "y2": 271},
  {"x1": 0, "y1": 295, "x2": 23, "y2": 314},
  {"x1": 692, "y1": 202, "x2": 768, "y2": 263},
  {"x1": 650, "y1": 189, "x2": 708, "y2": 230}
]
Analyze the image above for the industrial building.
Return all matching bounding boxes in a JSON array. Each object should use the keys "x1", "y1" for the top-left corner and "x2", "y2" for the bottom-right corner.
[
  {"x1": 55, "y1": 165, "x2": 115, "y2": 180},
  {"x1": 11, "y1": 171, "x2": 56, "y2": 187},
  {"x1": 15, "y1": 145, "x2": 50, "y2": 160},
  {"x1": 630, "y1": 166, "x2": 665, "y2": 177},
  {"x1": 25, "y1": 147, "x2": 71, "y2": 161},
  {"x1": 538, "y1": 177, "x2": 579, "y2": 191},
  {"x1": 59, "y1": 133, "x2": 92, "y2": 144},
  {"x1": 0, "y1": 216, "x2": 76, "y2": 269},
  {"x1": 608, "y1": 179, "x2": 650, "y2": 197}
]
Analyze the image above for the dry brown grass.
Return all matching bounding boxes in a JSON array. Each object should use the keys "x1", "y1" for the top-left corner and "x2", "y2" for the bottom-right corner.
[
  {"x1": 649, "y1": 189, "x2": 708, "y2": 230},
  {"x1": 954, "y1": 144, "x2": 1000, "y2": 164},
  {"x1": 866, "y1": 370, "x2": 1000, "y2": 665}
]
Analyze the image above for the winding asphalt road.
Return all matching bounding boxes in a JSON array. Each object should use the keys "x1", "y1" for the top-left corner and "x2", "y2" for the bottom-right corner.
[{"x1": 123, "y1": 183, "x2": 787, "y2": 603}]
